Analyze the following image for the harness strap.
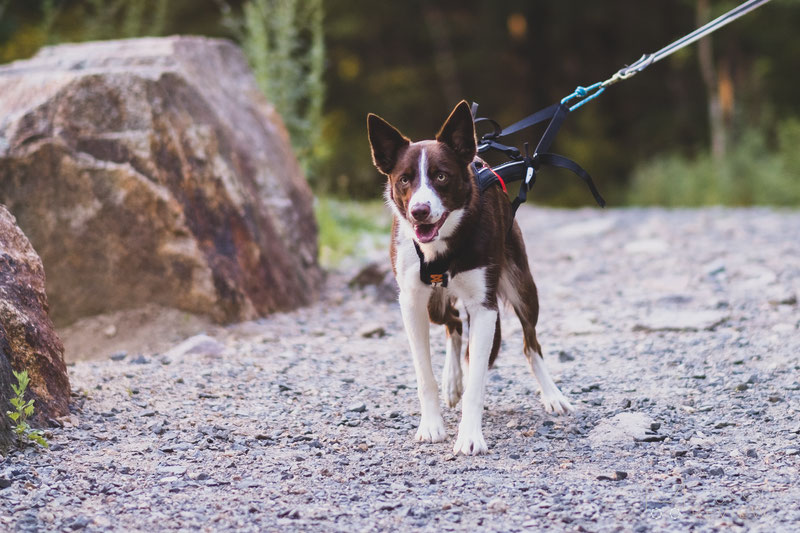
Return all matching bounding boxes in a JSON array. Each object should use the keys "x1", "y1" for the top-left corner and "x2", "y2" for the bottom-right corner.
[{"x1": 413, "y1": 241, "x2": 449, "y2": 287}]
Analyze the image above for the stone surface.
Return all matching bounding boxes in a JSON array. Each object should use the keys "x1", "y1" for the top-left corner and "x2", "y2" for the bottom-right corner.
[
  {"x1": 1, "y1": 207, "x2": 799, "y2": 531},
  {"x1": 0, "y1": 206, "x2": 69, "y2": 438},
  {"x1": 0, "y1": 37, "x2": 321, "y2": 326}
]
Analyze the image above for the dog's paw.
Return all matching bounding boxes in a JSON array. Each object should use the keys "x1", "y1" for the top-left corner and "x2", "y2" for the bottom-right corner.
[
  {"x1": 415, "y1": 417, "x2": 447, "y2": 443},
  {"x1": 541, "y1": 390, "x2": 575, "y2": 415},
  {"x1": 442, "y1": 371, "x2": 464, "y2": 408},
  {"x1": 453, "y1": 428, "x2": 488, "y2": 455}
]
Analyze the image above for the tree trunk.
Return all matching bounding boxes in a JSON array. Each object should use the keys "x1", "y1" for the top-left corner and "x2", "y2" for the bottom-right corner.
[{"x1": 697, "y1": 0, "x2": 728, "y2": 160}]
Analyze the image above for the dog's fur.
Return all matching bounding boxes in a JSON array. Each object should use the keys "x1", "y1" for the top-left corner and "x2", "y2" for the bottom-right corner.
[{"x1": 367, "y1": 101, "x2": 573, "y2": 455}]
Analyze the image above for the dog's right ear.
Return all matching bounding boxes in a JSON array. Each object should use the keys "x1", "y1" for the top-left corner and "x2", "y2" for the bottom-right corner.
[{"x1": 367, "y1": 113, "x2": 410, "y2": 176}]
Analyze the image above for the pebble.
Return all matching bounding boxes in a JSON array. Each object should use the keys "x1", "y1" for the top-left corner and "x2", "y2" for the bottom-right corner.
[{"x1": 347, "y1": 402, "x2": 367, "y2": 413}]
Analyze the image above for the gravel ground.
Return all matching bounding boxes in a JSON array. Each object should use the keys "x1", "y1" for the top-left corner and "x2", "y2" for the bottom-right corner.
[{"x1": 2, "y1": 206, "x2": 799, "y2": 532}]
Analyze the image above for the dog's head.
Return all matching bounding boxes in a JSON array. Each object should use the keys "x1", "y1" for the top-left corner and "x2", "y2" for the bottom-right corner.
[{"x1": 367, "y1": 101, "x2": 477, "y2": 244}]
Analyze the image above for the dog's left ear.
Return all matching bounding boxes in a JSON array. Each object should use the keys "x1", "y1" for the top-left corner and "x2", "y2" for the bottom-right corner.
[{"x1": 436, "y1": 100, "x2": 477, "y2": 165}]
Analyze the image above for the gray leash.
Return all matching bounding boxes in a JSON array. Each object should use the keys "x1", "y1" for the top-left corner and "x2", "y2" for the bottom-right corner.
[{"x1": 564, "y1": 0, "x2": 773, "y2": 110}]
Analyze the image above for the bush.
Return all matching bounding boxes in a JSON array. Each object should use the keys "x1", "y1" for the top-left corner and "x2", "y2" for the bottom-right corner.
[
  {"x1": 230, "y1": 0, "x2": 326, "y2": 182},
  {"x1": 628, "y1": 119, "x2": 800, "y2": 206}
]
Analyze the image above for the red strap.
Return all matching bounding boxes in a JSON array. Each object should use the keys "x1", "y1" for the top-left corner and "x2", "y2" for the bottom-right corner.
[{"x1": 487, "y1": 166, "x2": 507, "y2": 193}]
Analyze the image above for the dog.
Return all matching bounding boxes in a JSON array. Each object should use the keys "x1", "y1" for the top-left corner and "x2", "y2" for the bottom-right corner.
[{"x1": 367, "y1": 100, "x2": 574, "y2": 455}]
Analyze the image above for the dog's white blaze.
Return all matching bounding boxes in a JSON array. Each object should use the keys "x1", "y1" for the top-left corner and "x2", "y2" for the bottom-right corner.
[
  {"x1": 529, "y1": 353, "x2": 574, "y2": 415},
  {"x1": 408, "y1": 148, "x2": 445, "y2": 221}
]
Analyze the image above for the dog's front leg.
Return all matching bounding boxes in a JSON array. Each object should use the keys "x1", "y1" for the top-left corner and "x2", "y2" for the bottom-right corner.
[
  {"x1": 453, "y1": 305, "x2": 496, "y2": 455},
  {"x1": 399, "y1": 288, "x2": 447, "y2": 443}
]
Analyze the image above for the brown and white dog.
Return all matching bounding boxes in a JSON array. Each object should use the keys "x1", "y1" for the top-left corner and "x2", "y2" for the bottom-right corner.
[{"x1": 367, "y1": 100, "x2": 574, "y2": 455}]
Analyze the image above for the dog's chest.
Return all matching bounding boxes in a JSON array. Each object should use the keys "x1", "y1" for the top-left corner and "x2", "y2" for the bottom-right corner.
[{"x1": 394, "y1": 232, "x2": 488, "y2": 306}]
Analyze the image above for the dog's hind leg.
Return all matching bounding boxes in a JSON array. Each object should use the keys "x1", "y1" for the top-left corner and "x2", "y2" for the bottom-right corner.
[
  {"x1": 501, "y1": 229, "x2": 574, "y2": 415},
  {"x1": 429, "y1": 297, "x2": 464, "y2": 408}
]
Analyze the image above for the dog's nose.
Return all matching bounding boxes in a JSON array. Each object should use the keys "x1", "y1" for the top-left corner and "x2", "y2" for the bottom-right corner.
[{"x1": 410, "y1": 203, "x2": 431, "y2": 222}]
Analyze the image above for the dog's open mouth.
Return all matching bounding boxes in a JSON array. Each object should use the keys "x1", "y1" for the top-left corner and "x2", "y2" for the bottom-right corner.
[{"x1": 414, "y1": 212, "x2": 449, "y2": 244}]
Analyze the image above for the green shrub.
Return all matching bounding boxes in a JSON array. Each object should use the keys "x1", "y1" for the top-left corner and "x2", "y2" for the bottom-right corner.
[
  {"x1": 6, "y1": 370, "x2": 48, "y2": 449},
  {"x1": 628, "y1": 119, "x2": 800, "y2": 206},
  {"x1": 229, "y1": 0, "x2": 326, "y2": 182}
]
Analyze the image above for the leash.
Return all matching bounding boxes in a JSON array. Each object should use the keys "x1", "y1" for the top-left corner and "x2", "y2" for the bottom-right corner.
[
  {"x1": 416, "y1": 0, "x2": 771, "y2": 287},
  {"x1": 472, "y1": 0, "x2": 772, "y2": 215}
]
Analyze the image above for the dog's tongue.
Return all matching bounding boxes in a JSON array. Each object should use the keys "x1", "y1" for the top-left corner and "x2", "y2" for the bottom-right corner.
[{"x1": 414, "y1": 223, "x2": 438, "y2": 243}]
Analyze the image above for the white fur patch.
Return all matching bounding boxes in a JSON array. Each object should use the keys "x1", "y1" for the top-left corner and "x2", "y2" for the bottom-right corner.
[
  {"x1": 530, "y1": 353, "x2": 574, "y2": 415},
  {"x1": 408, "y1": 148, "x2": 446, "y2": 222},
  {"x1": 449, "y1": 267, "x2": 489, "y2": 307}
]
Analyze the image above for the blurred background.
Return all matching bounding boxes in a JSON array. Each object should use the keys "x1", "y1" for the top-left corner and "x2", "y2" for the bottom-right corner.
[{"x1": 2, "y1": 0, "x2": 798, "y2": 210}]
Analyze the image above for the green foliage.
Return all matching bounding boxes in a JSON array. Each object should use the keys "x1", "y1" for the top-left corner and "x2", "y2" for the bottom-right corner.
[
  {"x1": 230, "y1": 0, "x2": 326, "y2": 183},
  {"x1": 6, "y1": 370, "x2": 48, "y2": 449},
  {"x1": 315, "y1": 197, "x2": 390, "y2": 268},
  {"x1": 628, "y1": 119, "x2": 800, "y2": 206}
]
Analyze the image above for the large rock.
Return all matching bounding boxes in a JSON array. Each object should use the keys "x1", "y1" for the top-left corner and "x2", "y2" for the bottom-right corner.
[
  {"x1": 0, "y1": 37, "x2": 321, "y2": 326},
  {"x1": 0, "y1": 205, "x2": 70, "y2": 446}
]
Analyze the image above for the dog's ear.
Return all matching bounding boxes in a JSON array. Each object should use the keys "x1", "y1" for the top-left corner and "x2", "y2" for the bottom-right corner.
[
  {"x1": 436, "y1": 100, "x2": 477, "y2": 165},
  {"x1": 367, "y1": 113, "x2": 410, "y2": 176}
]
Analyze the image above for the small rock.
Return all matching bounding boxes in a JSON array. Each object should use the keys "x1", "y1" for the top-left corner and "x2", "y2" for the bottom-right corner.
[
  {"x1": 347, "y1": 402, "x2": 367, "y2": 413},
  {"x1": 735, "y1": 383, "x2": 749, "y2": 392},
  {"x1": 708, "y1": 467, "x2": 725, "y2": 476},
  {"x1": 745, "y1": 448, "x2": 758, "y2": 458},
  {"x1": 157, "y1": 465, "x2": 187, "y2": 475},
  {"x1": 69, "y1": 516, "x2": 91, "y2": 530},
  {"x1": 487, "y1": 498, "x2": 508, "y2": 514},
  {"x1": 129, "y1": 354, "x2": 149, "y2": 365},
  {"x1": 0, "y1": 477, "x2": 12, "y2": 489},
  {"x1": 110, "y1": 351, "x2": 127, "y2": 361},
  {"x1": 558, "y1": 350, "x2": 575, "y2": 362},
  {"x1": 357, "y1": 323, "x2": 387, "y2": 338},
  {"x1": 102, "y1": 324, "x2": 117, "y2": 337},
  {"x1": 597, "y1": 471, "x2": 627, "y2": 481},
  {"x1": 349, "y1": 262, "x2": 389, "y2": 288},
  {"x1": 165, "y1": 334, "x2": 225, "y2": 359}
]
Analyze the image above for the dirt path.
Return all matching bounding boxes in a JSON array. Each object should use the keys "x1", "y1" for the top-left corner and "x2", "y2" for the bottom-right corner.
[{"x1": 2, "y1": 207, "x2": 799, "y2": 532}]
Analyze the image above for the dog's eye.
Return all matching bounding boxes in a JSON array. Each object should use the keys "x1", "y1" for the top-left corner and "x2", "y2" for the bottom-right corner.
[
  {"x1": 399, "y1": 175, "x2": 410, "y2": 184},
  {"x1": 436, "y1": 173, "x2": 448, "y2": 182}
]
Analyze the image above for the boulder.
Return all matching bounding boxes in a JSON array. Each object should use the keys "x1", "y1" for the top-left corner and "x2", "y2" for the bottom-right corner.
[
  {"x1": 0, "y1": 205, "x2": 70, "y2": 446},
  {"x1": 0, "y1": 37, "x2": 322, "y2": 326}
]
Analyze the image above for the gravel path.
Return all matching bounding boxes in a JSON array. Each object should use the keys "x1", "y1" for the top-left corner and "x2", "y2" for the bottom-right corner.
[{"x1": 2, "y1": 207, "x2": 799, "y2": 532}]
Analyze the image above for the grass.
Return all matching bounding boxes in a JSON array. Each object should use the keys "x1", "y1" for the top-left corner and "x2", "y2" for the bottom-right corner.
[{"x1": 314, "y1": 196, "x2": 391, "y2": 269}]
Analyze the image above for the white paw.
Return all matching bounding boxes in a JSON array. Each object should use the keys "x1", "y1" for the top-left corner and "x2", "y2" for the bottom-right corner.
[
  {"x1": 414, "y1": 417, "x2": 447, "y2": 443},
  {"x1": 442, "y1": 370, "x2": 463, "y2": 408},
  {"x1": 541, "y1": 390, "x2": 575, "y2": 415},
  {"x1": 453, "y1": 427, "x2": 488, "y2": 455}
]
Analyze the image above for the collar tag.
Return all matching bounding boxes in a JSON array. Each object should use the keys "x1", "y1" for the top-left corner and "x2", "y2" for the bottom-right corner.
[{"x1": 428, "y1": 272, "x2": 449, "y2": 287}]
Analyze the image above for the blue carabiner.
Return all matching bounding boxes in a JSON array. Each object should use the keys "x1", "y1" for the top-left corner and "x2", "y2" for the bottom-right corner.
[{"x1": 560, "y1": 82, "x2": 606, "y2": 111}]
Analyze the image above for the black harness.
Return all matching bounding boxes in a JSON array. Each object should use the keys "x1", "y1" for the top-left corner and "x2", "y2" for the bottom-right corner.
[{"x1": 414, "y1": 101, "x2": 606, "y2": 287}]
